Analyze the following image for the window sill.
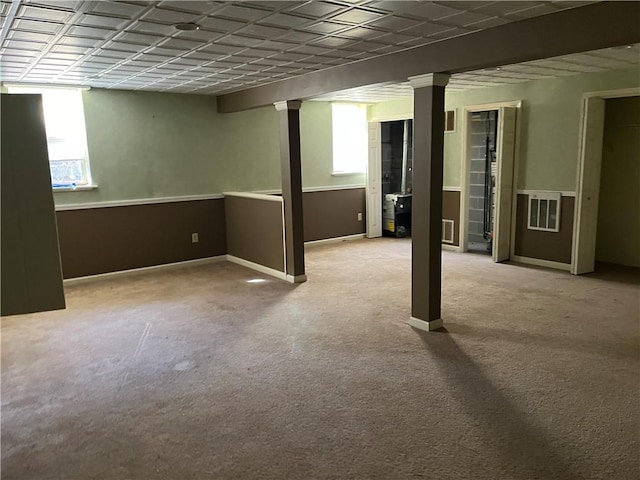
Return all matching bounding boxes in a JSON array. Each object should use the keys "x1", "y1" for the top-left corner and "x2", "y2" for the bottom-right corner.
[
  {"x1": 331, "y1": 171, "x2": 365, "y2": 176},
  {"x1": 53, "y1": 184, "x2": 98, "y2": 192}
]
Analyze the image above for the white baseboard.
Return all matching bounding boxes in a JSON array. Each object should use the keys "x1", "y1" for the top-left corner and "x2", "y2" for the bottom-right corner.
[
  {"x1": 510, "y1": 255, "x2": 571, "y2": 272},
  {"x1": 63, "y1": 255, "x2": 227, "y2": 285},
  {"x1": 305, "y1": 233, "x2": 366, "y2": 247},
  {"x1": 409, "y1": 317, "x2": 444, "y2": 332},
  {"x1": 226, "y1": 255, "x2": 289, "y2": 282},
  {"x1": 441, "y1": 244, "x2": 460, "y2": 252}
]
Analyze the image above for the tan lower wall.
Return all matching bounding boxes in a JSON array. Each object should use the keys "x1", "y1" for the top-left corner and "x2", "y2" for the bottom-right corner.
[
  {"x1": 443, "y1": 190, "x2": 461, "y2": 246},
  {"x1": 56, "y1": 199, "x2": 227, "y2": 279},
  {"x1": 225, "y1": 195, "x2": 285, "y2": 272},
  {"x1": 514, "y1": 194, "x2": 574, "y2": 264},
  {"x1": 303, "y1": 188, "x2": 366, "y2": 242}
]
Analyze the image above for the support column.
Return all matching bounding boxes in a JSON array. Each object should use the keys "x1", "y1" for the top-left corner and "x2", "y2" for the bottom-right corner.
[
  {"x1": 274, "y1": 100, "x2": 306, "y2": 283},
  {"x1": 408, "y1": 73, "x2": 450, "y2": 332}
]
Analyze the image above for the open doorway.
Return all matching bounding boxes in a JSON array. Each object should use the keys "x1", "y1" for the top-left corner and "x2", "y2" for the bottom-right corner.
[
  {"x1": 460, "y1": 103, "x2": 519, "y2": 263},
  {"x1": 571, "y1": 88, "x2": 640, "y2": 275},
  {"x1": 572, "y1": 90, "x2": 640, "y2": 274},
  {"x1": 381, "y1": 119, "x2": 413, "y2": 238},
  {"x1": 467, "y1": 110, "x2": 497, "y2": 254}
]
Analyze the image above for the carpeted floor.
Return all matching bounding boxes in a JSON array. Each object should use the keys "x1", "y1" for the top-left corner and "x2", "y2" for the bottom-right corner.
[{"x1": 2, "y1": 238, "x2": 638, "y2": 479}]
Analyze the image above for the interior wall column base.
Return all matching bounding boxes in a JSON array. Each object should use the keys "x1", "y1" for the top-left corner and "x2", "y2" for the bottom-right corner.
[{"x1": 409, "y1": 317, "x2": 444, "y2": 332}]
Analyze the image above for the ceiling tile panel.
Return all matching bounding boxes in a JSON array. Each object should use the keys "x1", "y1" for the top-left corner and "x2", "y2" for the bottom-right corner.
[
  {"x1": 175, "y1": 28, "x2": 226, "y2": 43},
  {"x1": 289, "y1": 1, "x2": 346, "y2": 17},
  {"x1": 77, "y1": 14, "x2": 130, "y2": 29},
  {"x1": 340, "y1": 26, "x2": 387, "y2": 40},
  {"x1": 366, "y1": 15, "x2": 423, "y2": 31},
  {"x1": 142, "y1": 7, "x2": 200, "y2": 24},
  {"x1": 58, "y1": 35, "x2": 101, "y2": 47},
  {"x1": 103, "y1": 40, "x2": 146, "y2": 52},
  {"x1": 404, "y1": 3, "x2": 463, "y2": 20},
  {"x1": 234, "y1": 23, "x2": 289, "y2": 39},
  {"x1": 67, "y1": 25, "x2": 114, "y2": 39},
  {"x1": 330, "y1": 8, "x2": 384, "y2": 24},
  {"x1": 18, "y1": 5, "x2": 73, "y2": 22},
  {"x1": 198, "y1": 16, "x2": 244, "y2": 33},
  {"x1": 114, "y1": 31, "x2": 163, "y2": 45},
  {"x1": 128, "y1": 20, "x2": 176, "y2": 36},
  {"x1": 3, "y1": 39, "x2": 46, "y2": 51},
  {"x1": 13, "y1": 18, "x2": 63, "y2": 34},
  {"x1": 302, "y1": 21, "x2": 350, "y2": 34},
  {"x1": 258, "y1": 13, "x2": 311, "y2": 28},
  {"x1": 7, "y1": 30, "x2": 53, "y2": 43},
  {"x1": 158, "y1": 37, "x2": 204, "y2": 51},
  {"x1": 213, "y1": 4, "x2": 272, "y2": 22},
  {"x1": 88, "y1": 1, "x2": 148, "y2": 18}
]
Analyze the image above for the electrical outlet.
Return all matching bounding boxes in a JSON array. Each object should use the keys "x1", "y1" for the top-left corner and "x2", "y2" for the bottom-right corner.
[
  {"x1": 357, "y1": 212, "x2": 362, "y2": 221},
  {"x1": 191, "y1": 232, "x2": 199, "y2": 243}
]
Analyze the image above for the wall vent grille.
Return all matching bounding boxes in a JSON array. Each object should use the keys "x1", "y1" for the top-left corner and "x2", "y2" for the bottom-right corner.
[{"x1": 442, "y1": 219, "x2": 455, "y2": 244}]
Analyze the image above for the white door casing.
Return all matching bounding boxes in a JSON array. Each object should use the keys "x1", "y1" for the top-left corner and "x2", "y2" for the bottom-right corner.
[
  {"x1": 572, "y1": 97, "x2": 606, "y2": 274},
  {"x1": 493, "y1": 106, "x2": 517, "y2": 263},
  {"x1": 366, "y1": 122, "x2": 382, "y2": 238}
]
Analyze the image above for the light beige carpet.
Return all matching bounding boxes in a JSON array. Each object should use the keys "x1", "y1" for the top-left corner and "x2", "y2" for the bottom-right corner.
[{"x1": 2, "y1": 238, "x2": 638, "y2": 479}]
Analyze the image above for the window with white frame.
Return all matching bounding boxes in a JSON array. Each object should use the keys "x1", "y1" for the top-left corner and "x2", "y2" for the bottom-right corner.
[
  {"x1": 332, "y1": 103, "x2": 367, "y2": 174},
  {"x1": 7, "y1": 85, "x2": 92, "y2": 189},
  {"x1": 528, "y1": 191, "x2": 561, "y2": 232}
]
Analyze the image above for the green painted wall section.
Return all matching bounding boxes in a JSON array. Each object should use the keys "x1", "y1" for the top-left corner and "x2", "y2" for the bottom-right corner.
[
  {"x1": 369, "y1": 67, "x2": 640, "y2": 191},
  {"x1": 55, "y1": 89, "x2": 225, "y2": 205},
  {"x1": 54, "y1": 90, "x2": 361, "y2": 205},
  {"x1": 596, "y1": 96, "x2": 640, "y2": 267},
  {"x1": 301, "y1": 102, "x2": 366, "y2": 189}
]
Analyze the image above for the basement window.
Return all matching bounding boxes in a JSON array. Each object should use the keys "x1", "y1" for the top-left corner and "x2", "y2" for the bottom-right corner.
[
  {"x1": 332, "y1": 103, "x2": 367, "y2": 174},
  {"x1": 528, "y1": 191, "x2": 561, "y2": 232},
  {"x1": 6, "y1": 85, "x2": 93, "y2": 190}
]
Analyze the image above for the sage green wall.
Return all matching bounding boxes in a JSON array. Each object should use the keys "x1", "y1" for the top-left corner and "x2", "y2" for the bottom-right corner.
[
  {"x1": 220, "y1": 101, "x2": 365, "y2": 192},
  {"x1": 301, "y1": 101, "x2": 366, "y2": 189},
  {"x1": 54, "y1": 90, "x2": 361, "y2": 205},
  {"x1": 369, "y1": 67, "x2": 640, "y2": 191},
  {"x1": 595, "y1": 96, "x2": 640, "y2": 267},
  {"x1": 54, "y1": 89, "x2": 227, "y2": 205}
]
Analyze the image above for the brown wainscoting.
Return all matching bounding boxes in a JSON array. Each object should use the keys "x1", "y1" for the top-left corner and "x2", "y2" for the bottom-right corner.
[
  {"x1": 442, "y1": 190, "x2": 461, "y2": 246},
  {"x1": 514, "y1": 194, "x2": 574, "y2": 264},
  {"x1": 225, "y1": 195, "x2": 285, "y2": 272},
  {"x1": 56, "y1": 199, "x2": 227, "y2": 279},
  {"x1": 303, "y1": 188, "x2": 366, "y2": 242}
]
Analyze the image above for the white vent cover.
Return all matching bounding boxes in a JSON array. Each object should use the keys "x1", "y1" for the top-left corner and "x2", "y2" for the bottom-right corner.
[{"x1": 442, "y1": 219, "x2": 455, "y2": 244}]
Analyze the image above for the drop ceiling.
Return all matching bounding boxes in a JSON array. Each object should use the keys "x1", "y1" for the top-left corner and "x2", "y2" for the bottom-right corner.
[
  {"x1": 0, "y1": 0, "x2": 612, "y2": 98},
  {"x1": 311, "y1": 43, "x2": 640, "y2": 102}
]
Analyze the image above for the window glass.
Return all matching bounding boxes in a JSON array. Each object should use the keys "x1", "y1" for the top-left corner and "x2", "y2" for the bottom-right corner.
[
  {"x1": 7, "y1": 86, "x2": 91, "y2": 188},
  {"x1": 332, "y1": 103, "x2": 367, "y2": 174}
]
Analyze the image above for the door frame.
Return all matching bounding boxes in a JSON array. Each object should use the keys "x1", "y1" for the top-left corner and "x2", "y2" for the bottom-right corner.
[
  {"x1": 459, "y1": 100, "x2": 522, "y2": 258},
  {"x1": 570, "y1": 87, "x2": 640, "y2": 275}
]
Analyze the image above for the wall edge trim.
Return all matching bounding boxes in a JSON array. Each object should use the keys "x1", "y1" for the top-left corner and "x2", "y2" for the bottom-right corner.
[
  {"x1": 443, "y1": 186, "x2": 461, "y2": 192},
  {"x1": 510, "y1": 255, "x2": 572, "y2": 272},
  {"x1": 226, "y1": 254, "x2": 288, "y2": 281},
  {"x1": 224, "y1": 191, "x2": 283, "y2": 203},
  {"x1": 442, "y1": 244, "x2": 461, "y2": 252},
  {"x1": 55, "y1": 193, "x2": 224, "y2": 211},
  {"x1": 517, "y1": 189, "x2": 576, "y2": 197},
  {"x1": 255, "y1": 184, "x2": 366, "y2": 195},
  {"x1": 305, "y1": 233, "x2": 366, "y2": 247},
  {"x1": 63, "y1": 255, "x2": 227, "y2": 285}
]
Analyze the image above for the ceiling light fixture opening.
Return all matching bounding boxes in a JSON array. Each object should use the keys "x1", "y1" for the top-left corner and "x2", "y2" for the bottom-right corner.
[{"x1": 174, "y1": 22, "x2": 200, "y2": 31}]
